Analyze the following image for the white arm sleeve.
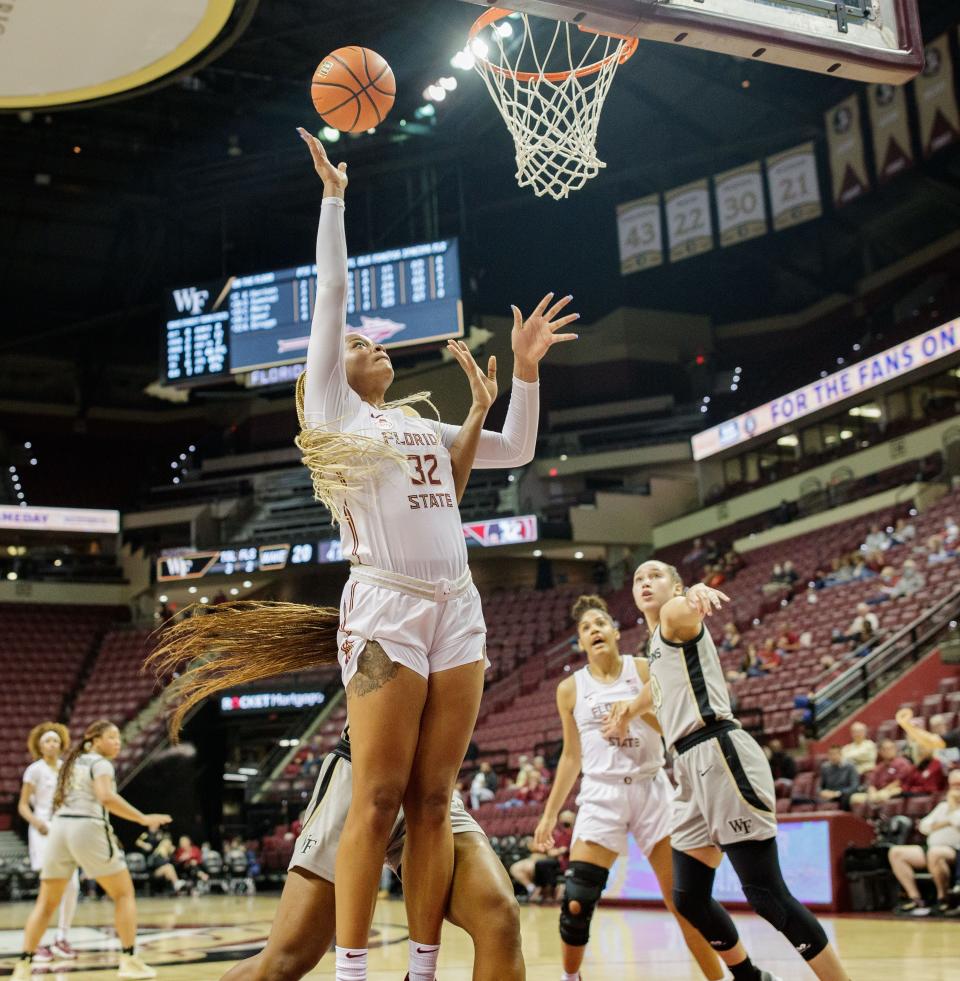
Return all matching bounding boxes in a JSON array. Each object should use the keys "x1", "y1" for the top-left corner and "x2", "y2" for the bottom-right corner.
[
  {"x1": 438, "y1": 377, "x2": 539, "y2": 470},
  {"x1": 918, "y1": 802, "x2": 945, "y2": 836},
  {"x1": 302, "y1": 198, "x2": 361, "y2": 428}
]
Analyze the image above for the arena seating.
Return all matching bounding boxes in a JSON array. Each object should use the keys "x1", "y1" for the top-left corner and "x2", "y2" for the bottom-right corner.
[{"x1": 0, "y1": 604, "x2": 122, "y2": 805}]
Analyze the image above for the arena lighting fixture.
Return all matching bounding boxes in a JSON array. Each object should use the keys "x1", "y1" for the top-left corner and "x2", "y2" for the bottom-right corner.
[
  {"x1": 23, "y1": 442, "x2": 31, "y2": 449},
  {"x1": 238, "y1": 767, "x2": 258, "y2": 776},
  {"x1": 200, "y1": 597, "x2": 209, "y2": 604},
  {"x1": 179, "y1": 453, "x2": 187, "y2": 461},
  {"x1": 840, "y1": 429, "x2": 854, "y2": 439},
  {"x1": 507, "y1": 474, "x2": 515, "y2": 482},
  {"x1": 188, "y1": 586, "x2": 198, "y2": 594},
  {"x1": 494, "y1": 20, "x2": 514, "y2": 38},
  {"x1": 469, "y1": 36, "x2": 489, "y2": 59},
  {"x1": 229, "y1": 587, "x2": 239, "y2": 596},
  {"x1": 172, "y1": 477, "x2": 180, "y2": 485},
  {"x1": 5, "y1": 546, "x2": 14, "y2": 556},
  {"x1": 243, "y1": 580, "x2": 252, "y2": 588},
  {"x1": 414, "y1": 104, "x2": 436, "y2": 120},
  {"x1": 776, "y1": 435, "x2": 799, "y2": 447},
  {"x1": 533, "y1": 549, "x2": 543, "y2": 557},
  {"x1": 849, "y1": 406, "x2": 882, "y2": 418},
  {"x1": 321, "y1": 126, "x2": 341, "y2": 142},
  {"x1": 560, "y1": 454, "x2": 568, "y2": 461},
  {"x1": 188, "y1": 444, "x2": 196, "y2": 452},
  {"x1": 574, "y1": 550, "x2": 584, "y2": 559},
  {"x1": 159, "y1": 595, "x2": 168, "y2": 603},
  {"x1": 853, "y1": 343, "x2": 861, "y2": 352},
  {"x1": 53, "y1": 559, "x2": 62, "y2": 567},
  {"x1": 223, "y1": 773, "x2": 248, "y2": 782},
  {"x1": 170, "y1": 462, "x2": 178, "y2": 469},
  {"x1": 439, "y1": 76, "x2": 458, "y2": 91},
  {"x1": 451, "y1": 49, "x2": 475, "y2": 70},
  {"x1": 6, "y1": 572, "x2": 16, "y2": 581},
  {"x1": 16, "y1": 493, "x2": 24, "y2": 499},
  {"x1": 7, "y1": 466, "x2": 14, "y2": 473},
  {"x1": 366, "y1": 127, "x2": 376, "y2": 135}
]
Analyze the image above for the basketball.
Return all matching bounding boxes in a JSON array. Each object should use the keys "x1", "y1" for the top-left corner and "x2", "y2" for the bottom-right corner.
[{"x1": 311, "y1": 46, "x2": 395, "y2": 133}]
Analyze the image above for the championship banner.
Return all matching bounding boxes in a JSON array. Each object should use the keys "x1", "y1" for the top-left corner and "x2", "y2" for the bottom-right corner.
[
  {"x1": 825, "y1": 95, "x2": 870, "y2": 206},
  {"x1": 914, "y1": 34, "x2": 960, "y2": 158},
  {"x1": 665, "y1": 180, "x2": 713, "y2": 262},
  {"x1": 616, "y1": 194, "x2": 663, "y2": 274},
  {"x1": 766, "y1": 142, "x2": 822, "y2": 231},
  {"x1": 867, "y1": 83, "x2": 914, "y2": 183},
  {"x1": 714, "y1": 162, "x2": 767, "y2": 248}
]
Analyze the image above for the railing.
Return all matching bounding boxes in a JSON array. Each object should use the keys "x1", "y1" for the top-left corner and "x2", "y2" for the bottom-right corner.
[{"x1": 810, "y1": 584, "x2": 960, "y2": 737}]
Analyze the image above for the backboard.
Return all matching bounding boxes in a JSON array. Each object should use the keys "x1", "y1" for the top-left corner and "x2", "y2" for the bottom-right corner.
[{"x1": 458, "y1": 0, "x2": 924, "y2": 84}]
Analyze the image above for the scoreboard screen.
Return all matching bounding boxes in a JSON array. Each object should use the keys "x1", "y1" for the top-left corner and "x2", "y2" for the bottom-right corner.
[{"x1": 163, "y1": 238, "x2": 463, "y2": 383}]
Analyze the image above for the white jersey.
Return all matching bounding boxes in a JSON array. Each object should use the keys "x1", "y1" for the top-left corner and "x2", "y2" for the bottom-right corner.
[
  {"x1": 573, "y1": 657, "x2": 664, "y2": 781},
  {"x1": 57, "y1": 752, "x2": 115, "y2": 820},
  {"x1": 302, "y1": 198, "x2": 539, "y2": 582},
  {"x1": 647, "y1": 624, "x2": 735, "y2": 752},
  {"x1": 22, "y1": 759, "x2": 60, "y2": 822}
]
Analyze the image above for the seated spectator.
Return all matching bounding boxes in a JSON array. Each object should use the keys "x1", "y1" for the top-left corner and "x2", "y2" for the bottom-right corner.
[
  {"x1": 893, "y1": 558, "x2": 925, "y2": 598},
  {"x1": 866, "y1": 565, "x2": 900, "y2": 605},
  {"x1": 705, "y1": 564, "x2": 726, "y2": 588},
  {"x1": 823, "y1": 556, "x2": 853, "y2": 587},
  {"x1": 722, "y1": 548, "x2": 745, "y2": 577},
  {"x1": 742, "y1": 643, "x2": 763, "y2": 677},
  {"x1": 762, "y1": 563, "x2": 787, "y2": 596},
  {"x1": 511, "y1": 755, "x2": 533, "y2": 790},
  {"x1": 831, "y1": 603, "x2": 880, "y2": 644},
  {"x1": 841, "y1": 722, "x2": 877, "y2": 775},
  {"x1": 852, "y1": 618, "x2": 883, "y2": 656},
  {"x1": 863, "y1": 523, "x2": 890, "y2": 553},
  {"x1": 766, "y1": 738, "x2": 797, "y2": 780},
  {"x1": 136, "y1": 830, "x2": 186, "y2": 894},
  {"x1": 849, "y1": 553, "x2": 876, "y2": 581},
  {"x1": 515, "y1": 768, "x2": 550, "y2": 804},
  {"x1": 470, "y1": 761, "x2": 497, "y2": 809},
  {"x1": 683, "y1": 537, "x2": 707, "y2": 566},
  {"x1": 818, "y1": 745, "x2": 860, "y2": 809},
  {"x1": 510, "y1": 809, "x2": 575, "y2": 902},
  {"x1": 818, "y1": 651, "x2": 840, "y2": 673},
  {"x1": 776, "y1": 626, "x2": 801, "y2": 653},
  {"x1": 781, "y1": 560, "x2": 799, "y2": 587},
  {"x1": 890, "y1": 517, "x2": 916, "y2": 545},
  {"x1": 924, "y1": 534, "x2": 957, "y2": 565},
  {"x1": 944, "y1": 516, "x2": 959, "y2": 547},
  {"x1": 532, "y1": 755, "x2": 550, "y2": 782},
  {"x1": 174, "y1": 834, "x2": 209, "y2": 884},
  {"x1": 901, "y1": 743, "x2": 947, "y2": 797},
  {"x1": 888, "y1": 769, "x2": 960, "y2": 916},
  {"x1": 719, "y1": 621, "x2": 741, "y2": 653},
  {"x1": 849, "y1": 738, "x2": 912, "y2": 807},
  {"x1": 757, "y1": 638, "x2": 783, "y2": 673}
]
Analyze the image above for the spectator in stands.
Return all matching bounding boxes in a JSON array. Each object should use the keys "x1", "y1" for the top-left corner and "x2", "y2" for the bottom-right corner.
[
  {"x1": 866, "y1": 566, "x2": 899, "y2": 605},
  {"x1": 781, "y1": 560, "x2": 799, "y2": 587},
  {"x1": 863, "y1": 524, "x2": 890, "y2": 553},
  {"x1": 894, "y1": 558, "x2": 925, "y2": 597},
  {"x1": 924, "y1": 534, "x2": 957, "y2": 565},
  {"x1": 927, "y1": 715, "x2": 960, "y2": 767},
  {"x1": 890, "y1": 517, "x2": 916, "y2": 545},
  {"x1": 900, "y1": 743, "x2": 947, "y2": 798},
  {"x1": 469, "y1": 762, "x2": 497, "y2": 810},
  {"x1": 705, "y1": 564, "x2": 726, "y2": 588},
  {"x1": 762, "y1": 563, "x2": 788, "y2": 596},
  {"x1": 738, "y1": 643, "x2": 763, "y2": 679},
  {"x1": 766, "y1": 738, "x2": 797, "y2": 780},
  {"x1": 174, "y1": 835, "x2": 209, "y2": 886},
  {"x1": 683, "y1": 537, "x2": 707, "y2": 566},
  {"x1": 511, "y1": 755, "x2": 533, "y2": 790},
  {"x1": 898, "y1": 708, "x2": 960, "y2": 768},
  {"x1": 776, "y1": 627, "x2": 801, "y2": 653},
  {"x1": 719, "y1": 621, "x2": 741, "y2": 653},
  {"x1": 757, "y1": 638, "x2": 783, "y2": 673},
  {"x1": 135, "y1": 830, "x2": 186, "y2": 894},
  {"x1": 817, "y1": 746, "x2": 859, "y2": 810},
  {"x1": 849, "y1": 552, "x2": 876, "y2": 581},
  {"x1": 818, "y1": 652, "x2": 839, "y2": 673},
  {"x1": 849, "y1": 739, "x2": 912, "y2": 807},
  {"x1": 841, "y1": 722, "x2": 877, "y2": 776},
  {"x1": 944, "y1": 516, "x2": 959, "y2": 547},
  {"x1": 833, "y1": 604, "x2": 880, "y2": 645},
  {"x1": 722, "y1": 548, "x2": 745, "y2": 577},
  {"x1": 515, "y1": 768, "x2": 550, "y2": 805},
  {"x1": 509, "y1": 810, "x2": 574, "y2": 903},
  {"x1": 532, "y1": 755, "x2": 550, "y2": 781},
  {"x1": 888, "y1": 769, "x2": 960, "y2": 916}
]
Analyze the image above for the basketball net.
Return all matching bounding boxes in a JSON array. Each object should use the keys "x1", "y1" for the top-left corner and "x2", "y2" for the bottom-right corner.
[{"x1": 471, "y1": 12, "x2": 636, "y2": 201}]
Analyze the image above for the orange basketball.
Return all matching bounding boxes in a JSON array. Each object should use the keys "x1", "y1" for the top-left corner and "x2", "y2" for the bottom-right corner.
[{"x1": 311, "y1": 47, "x2": 396, "y2": 133}]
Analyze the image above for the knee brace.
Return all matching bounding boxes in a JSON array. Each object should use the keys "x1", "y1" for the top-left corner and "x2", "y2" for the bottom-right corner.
[
  {"x1": 559, "y1": 861, "x2": 608, "y2": 947},
  {"x1": 671, "y1": 849, "x2": 740, "y2": 952},
  {"x1": 726, "y1": 838, "x2": 829, "y2": 961}
]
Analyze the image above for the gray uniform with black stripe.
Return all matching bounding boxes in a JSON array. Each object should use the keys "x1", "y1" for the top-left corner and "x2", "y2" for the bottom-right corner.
[
  {"x1": 42, "y1": 752, "x2": 126, "y2": 880},
  {"x1": 648, "y1": 624, "x2": 777, "y2": 851},
  {"x1": 289, "y1": 728, "x2": 484, "y2": 881}
]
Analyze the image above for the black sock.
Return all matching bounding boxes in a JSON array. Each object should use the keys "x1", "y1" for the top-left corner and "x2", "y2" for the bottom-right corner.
[
  {"x1": 730, "y1": 958, "x2": 762, "y2": 981},
  {"x1": 19, "y1": 952, "x2": 34, "y2": 962},
  {"x1": 122, "y1": 946, "x2": 135, "y2": 956}
]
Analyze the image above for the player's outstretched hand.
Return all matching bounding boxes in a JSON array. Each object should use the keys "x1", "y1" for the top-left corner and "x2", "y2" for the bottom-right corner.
[
  {"x1": 601, "y1": 701, "x2": 633, "y2": 740},
  {"x1": 685, "y1": 583, "x2": 730, "y2": 618},
  {"x1": 143, "y1": 813, "x2": 173, "y2": 833},
  {"x1": 297, "y1": 127, "x2": 348, "y2": 194},
  {"x1": 533, "y1": 812, "x2": 557, "y2": 853},
  {"x1": 511, "y1": 292, "x2": 579, "y2": 367},
  {"x1": 895, "y1": 707, "x2": 915, "y2": 729},
  {"x1": 447, "y1": 339, "x2": 497, "y2": 413}
]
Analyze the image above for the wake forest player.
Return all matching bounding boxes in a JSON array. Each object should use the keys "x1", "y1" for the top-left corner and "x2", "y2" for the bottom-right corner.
[
  {"x1": 603, "y1": 561, "x2": 851, "y2": 981},
  {"x1": 221, "y1": 725, "x2": 524, "y2": 981},
  {"x1": 533, "y1": 594, "x2": 724, "y2": 981}
]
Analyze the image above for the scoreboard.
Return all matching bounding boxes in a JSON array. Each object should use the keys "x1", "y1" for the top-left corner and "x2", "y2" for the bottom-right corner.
[
  {"x1": 157, "y1": 516, "x2": 539, "y2": 582},
  {"x1": 163, "y1": 238, "x2": 463, "y2": 383}
]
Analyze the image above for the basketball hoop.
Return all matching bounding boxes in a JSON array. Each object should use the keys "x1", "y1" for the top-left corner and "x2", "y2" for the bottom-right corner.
[{"x1": 468, "y1": 8, "x2": 637, "y2": 201}]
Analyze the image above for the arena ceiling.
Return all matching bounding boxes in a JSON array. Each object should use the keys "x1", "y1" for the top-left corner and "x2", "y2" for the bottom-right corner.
[{"x1": 1, "y1": 0, "x2": 959, "y2": 408}]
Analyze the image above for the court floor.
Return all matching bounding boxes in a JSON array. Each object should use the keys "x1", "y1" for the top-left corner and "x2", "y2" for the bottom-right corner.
[{"x1": 0, "y1": 894, "x2": 956, "y2": 979}]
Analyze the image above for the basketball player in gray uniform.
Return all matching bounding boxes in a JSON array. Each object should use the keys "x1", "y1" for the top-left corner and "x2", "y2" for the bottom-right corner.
[
  {"x1": 220, "y1": 724, "x2": 524, "y2": 981},
  {"x1": 604, "y1": 560, "x2": 851, "y2": 981},
  {"x1": 12, "y1": 719, "x2": 171, "y2": 981}
]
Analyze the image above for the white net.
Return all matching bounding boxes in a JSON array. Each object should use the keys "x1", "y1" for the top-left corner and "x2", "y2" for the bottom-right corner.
[{"x1": 472, "y1": 14, "x2": 633, "y2": 201}]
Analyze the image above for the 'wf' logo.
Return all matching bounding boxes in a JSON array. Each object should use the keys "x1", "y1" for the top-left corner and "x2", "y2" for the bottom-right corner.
[
  {"x1": 728, "y1": 818, "x2": 752, "y2": 835},
  {"x1": 163, "y1": 557, "x2": 195, "y2": 578},
  {"x1": 172, "y1": 286, "x2": 210, "y2": 315}
]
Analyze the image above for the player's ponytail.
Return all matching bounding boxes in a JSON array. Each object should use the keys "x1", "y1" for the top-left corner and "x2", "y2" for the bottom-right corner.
[
  {"x1": 54, "y1": 719, "x2": 113, "y2": 811},
  {"x1": 146, "y1": 600, "x2": 341, "y2": 741},
  {"x1": 294, "y1": 372, "x2": 438, "y2": 524}
]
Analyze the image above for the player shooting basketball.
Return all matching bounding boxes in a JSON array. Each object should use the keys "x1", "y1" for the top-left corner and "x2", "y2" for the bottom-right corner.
[{"x1": 150, "y1": 130, "x2": 577, "y2": 981}]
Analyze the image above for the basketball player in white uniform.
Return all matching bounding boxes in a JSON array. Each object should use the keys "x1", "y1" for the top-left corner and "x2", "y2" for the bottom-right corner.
[
  {"x1": 221, "y1": 724, "x2": 525, "y2": 981},
  {"x1": 12, "y1": 720, "x2": 171, "y2": 981},
  {"x1": 604, "y1": 560, "x2": 852, "y2": 981},
  {"x1": 532, "y1": 594, "x2": 724, "y2": 981},
  {"x1": 18, "y1": 723, "x2": 79, "y2": 963},
  {"x1": 296, "y1": 129, "x2": 578, "y2": 981}
]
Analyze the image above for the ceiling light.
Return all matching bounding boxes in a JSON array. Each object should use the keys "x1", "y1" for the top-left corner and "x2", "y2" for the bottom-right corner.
[
  {"x1": 188, "y1": 444, "x2": 196, "y2": 453},
  {"x1": 533, "y1": 549, "x2": 543, "y2": 557},
  {"x1": 188, "y1": 586, "x2": 197, "y2": 594},
  {"x1": 469, "y1": 37, "x2": 489, "y2": 59},
  {"x1": 229, "y1": 587, "x2": 239, "y2": 596},
  {"x1": 700, "y1": 406, "x2": 708, "y2": 413},
  {"x1": 16, "y1": 492, "x2": 24, "y2": 499},
  {"x1": 451, "y1": 49, "x2": 475, "y2": 70},
  {"x1": 414, "y1": 104, "x2": 436, "y2": 119},
  {"x1": 321, "y1": 126, "x2": 341, "y2": 142},
  {"x1": 6, "y1": 572, "x2": 16, "y2": 581},
  {"x1": 7, "y1": 467, "x2": 14, "y2": 473},
  {"x1": 200, "y1": 596, "x2": 209, "y2": 604},
  {"x1": 243, "y1": 580, "x2": 252, "y2": 588},
  {"x1": 53, "y1": 559, "x2": 62, "y2": 567},
  {"x1": 439, "y1": 76, "x2": 458, "y2": 91},
  {"x1": 836, "y1": 357, "x2": 845, "y2": 365},
  {"x1": 23, "y1": 442, "x2": 31, "y2": 449},
  {"x1": 840, "y1": 429, "x2": 853, "y2": 439},
  {"x1": 849, "y1": 406, "x2": 882, "y2": 418},
  {"x1": 29, "y1": 458, "x2": 37, "y2": 466},
  {"x1": 560, "y1": 454, "x2": 568, "y2": 461},
  {"x1": 574, "y1": 550, "x2": 584, "y2": 559},
  {"x1": 159, "y1": 595, "x2": 168, "y2": 603},
  {"x1": 852, "y1": 343, "x2": 861, "y2": 352},
  {"x1": 495, "y1": 21, "x2": 514, "y2": 38},
  {"x1": 777, "y1": 435, "x2": 799, "y2": 447}
]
